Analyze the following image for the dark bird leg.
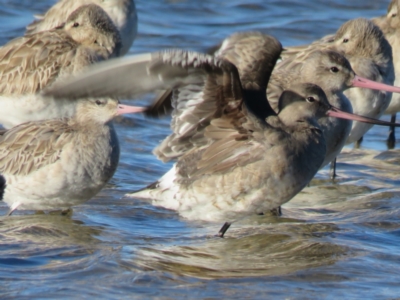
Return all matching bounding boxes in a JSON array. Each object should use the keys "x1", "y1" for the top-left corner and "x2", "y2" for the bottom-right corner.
[
  {"x1": 270, "y1": 206, "x2": 282, "y2": 216},
  {"x1": 61, "y1": 208, "x2": 73, "y2": 216},
  {"x1": 387, "y1": 114, "x2": 396, "y2": 149},
  {"x1": 218, "y1": 222, "x2": 231, "y2": 238},
  {"x1": 355, "y1": 136, "x2": 363, "y2": 149},
  {"x1": 0, "y1": 176, "x2": 10, "y2": 216},
  {"x1": 330, "y1": 158, "x2": 337, "y2": 180}
]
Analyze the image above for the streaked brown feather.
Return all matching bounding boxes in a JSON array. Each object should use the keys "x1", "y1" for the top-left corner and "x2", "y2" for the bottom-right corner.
[
  {"x1": 0, "y1": 120, "x2": 73, "y2": 176},
  {"x1": 161, "y1": 33, "x2": 282, "y2": 178},
  {"x1": 0, "y1": 31, "x2": 79, "y2": 95},
  {"x1": 153, "y1": 33, "x2": 281, "y2": 172}
]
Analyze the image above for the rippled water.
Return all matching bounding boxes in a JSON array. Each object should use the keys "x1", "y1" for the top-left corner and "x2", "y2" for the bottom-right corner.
[{"x1": 1, "y1": 0, "x2": 400, "y2": 298}]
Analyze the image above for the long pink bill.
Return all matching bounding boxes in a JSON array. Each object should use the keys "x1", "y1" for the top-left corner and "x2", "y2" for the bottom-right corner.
[
  {"x1": 117, "y1": 104, "x2": 146, "y2": 115},
  {"x1": 352, "y1": 75, "x2": 400, "y2": 93},
  {"x1": 327, "y1": 106, "x2": 400, "y2": 127}
]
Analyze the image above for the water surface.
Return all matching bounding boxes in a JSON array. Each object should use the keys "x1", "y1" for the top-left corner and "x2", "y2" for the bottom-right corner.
[{"x1": 1, "y1": 0, "x2": 400, "y2": 298}]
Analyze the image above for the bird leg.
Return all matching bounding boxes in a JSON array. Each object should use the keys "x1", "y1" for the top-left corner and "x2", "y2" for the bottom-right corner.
[
  {"x1": 387, "y1": 114, "x2": 396, "y2": 149},
  {"x1": 330, "y1": 158, "x2": 337, "y2": 180},
  {"x1": 355, "y1": 136, "x2": 363, "y2": 149},
  {"x1": 270, "y1": 206, "x2": 282, "y2": 216},
  {"x1": 217, "y1": 222, "x2": 231, "y2": 238},
  {"x1": 258, "y1": 206, "x2": 282, "y2": 216},
  {"x1": 6, "y1": 202, "x2": 20, "y2": 216},
  {"x1": 61, "y1": 208, "x2": 73, "y2": 216}
]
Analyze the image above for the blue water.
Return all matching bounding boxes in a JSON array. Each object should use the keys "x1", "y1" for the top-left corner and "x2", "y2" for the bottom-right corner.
[{"x1": 1, "y1": 0, "x2": 400, "y2": 298}]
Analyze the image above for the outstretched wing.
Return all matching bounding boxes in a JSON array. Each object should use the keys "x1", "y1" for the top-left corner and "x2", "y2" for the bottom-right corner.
[
  {"x1": 43, "y1": 37, "x2": 282, "y2": 177},
  {"x1": 43, "y1": 51, "x2": 229, "y2": 100},
  {"x1": 0, "y1": 120, "x2": 72, "y2": 176}
]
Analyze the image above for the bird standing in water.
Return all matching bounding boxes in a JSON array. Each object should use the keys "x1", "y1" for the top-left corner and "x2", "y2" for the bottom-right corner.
[
  {"x1": 282, "y1": 18, "x2": 400, "y2": 177},
  {"x1": 372, "y1": 0, "x2": 400, "y2": 148},
  {"x1": 43, "y1": 32, "x2": 400, "y2": 236},
  {"x1": 0, "y1": 98, "x2": 144, "y2": 215}
]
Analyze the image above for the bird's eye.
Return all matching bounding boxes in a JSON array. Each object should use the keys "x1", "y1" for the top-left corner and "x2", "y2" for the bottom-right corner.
[
  {"x1": 306, "y1": 97, "x2": 316, "y2": 103},
  {"x1": 392, "y1": 13, "x2": 397, "y2": 18},
  {"x1": 73, "y1": 22, "x2": 79, "y2": 27},
  {"x1": 94, "y1": 40, "x2": 98, "y2": 44},
  {"x1": 343, "y1": 38, "x2": 349, "y2": 43},
  {"x1": 95, "y1": 100, "x2": 103, "y2": 106},
  {"x1": 330, "y1": 66, "x2": 339, "y2": 73}
]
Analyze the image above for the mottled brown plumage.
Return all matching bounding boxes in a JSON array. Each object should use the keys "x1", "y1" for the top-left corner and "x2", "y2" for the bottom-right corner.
[
  {"x1": 282, "y1": 18, "x2": 395, "y2": 146},
  {"x1": 26, "y1": 0, "x2": 137, "y2": 56},
  {"x1": 372, "y1": 0, "x2": 400, "y2": 147},
  {"x1": 44, "y1": 32, "x2": 400, "y2": 235},
  {"x1": 0, "y1": 4, "x2": 121, "y2": 129},
  {"x1": 268, "y1": 50, "x2": 354, "y2": 167},
  {"x1": 0, "y1": 98, "x2": 143, "y2": 215}
]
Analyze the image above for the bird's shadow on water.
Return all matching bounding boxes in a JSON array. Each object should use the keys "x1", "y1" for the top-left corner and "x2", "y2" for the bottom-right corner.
[
  {"x1": 117, "y1": 148, "x2": 400, "y2": 280},
  {"x1": 119, "y1": 212, "x2": 353, "y2": 279},
  {"x1": 0, "y1": 147, "x2": 397, "y2": 282},
  {"x1": 0, "y1": 211, "x2": 104, "y2": 272}
]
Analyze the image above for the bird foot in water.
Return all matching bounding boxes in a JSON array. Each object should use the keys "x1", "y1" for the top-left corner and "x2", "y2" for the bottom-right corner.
[
  {"x1": 387, "y1": 131, "x2": 396, "y2": 149},
  {"x1": 61, "y1": 208, "x2": 73, "y2": 216},
  {"x1": 217, "y1": 222, "x2": 231, "y2": 238},
  {"x1": 269, "y1": 206, "x2": 282, "y2": 216},
  {"x1": 258, "y1": 206, "x2": 282, "y2": 216},
  {"x1": 354, "y1": 136, "x2": 363, "y2": 149},
  {"x1": 387, "y1": 114, "x2": 396, "y2": 149},
  {"x1": 329, "y1": 159, "x2": 337, "y2": 181}
]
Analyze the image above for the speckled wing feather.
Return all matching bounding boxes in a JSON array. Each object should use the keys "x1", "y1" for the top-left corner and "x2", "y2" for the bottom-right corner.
[
  {"x1": 0, "y1": 120, "x2": 72, "y2": 176},
  {"x1": 164, "y1": 56, "x2": 269, "y2": 178},
  {"x1": 156, "y1": 61, "x2": 261, "y2": 172},
  {"x1": 215, "y1": 32, "x2": 281, "y2": 91},
  {"x1": 0, "y1": 30, "x2": 83, "y2": 95},
  {"x1": 155, "y1": 33, "x2": 282, "y2": 163},
  {"x1": 157, "y1": 33, "x2": 283, "y2": 177}
]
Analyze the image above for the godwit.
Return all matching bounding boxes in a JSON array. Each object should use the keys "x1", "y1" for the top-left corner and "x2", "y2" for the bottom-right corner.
[
  {"x1": 26, "y1": 0, "x2": 137, "y2": 56},
  {"x1": 372, "y1": 0, "x2": 400, "y2": 147},
  {"x1": 43, "y1": 32, "x2": 400, "y2": 236},
  {"x1": 0, "y1": 4, "x2": 121, "y2": 129},
  {"x1": 0, "y1": 98, "x2": 144, "y2": 215}
]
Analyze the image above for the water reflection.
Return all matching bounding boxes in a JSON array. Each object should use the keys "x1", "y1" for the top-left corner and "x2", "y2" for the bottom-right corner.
[
  {"x1": 132, "y1": 221, "x2": 349, "y2": 279},
  {"x1": 124, "y1": 146, "x2": 400, "y2": 283},
  {"x1": 0, "y1": 214, "x2": 101, "y2": 272}
]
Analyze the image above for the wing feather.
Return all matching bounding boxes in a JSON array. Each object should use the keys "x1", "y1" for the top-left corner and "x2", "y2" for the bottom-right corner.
[
  {"x1": 43, "y1": 34, "x2": 282, "y2": 178},
  {"x1": 0, "y1": 120, "x2": 73, "y2": 176},
  {"x1": 0, "y1": 31, "x2": 80, "y2": 95}
]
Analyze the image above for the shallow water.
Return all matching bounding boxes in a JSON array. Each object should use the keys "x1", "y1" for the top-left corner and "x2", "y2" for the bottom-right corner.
[{"x1": 1, "y1": 0, "x2": 400, "y2": 298}]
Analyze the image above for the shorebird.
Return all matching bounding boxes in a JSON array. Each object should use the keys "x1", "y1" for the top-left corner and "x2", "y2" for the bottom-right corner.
[
  {"x1": 0, "y1": 98, "x2": 144, "y2": 215},
  {"x1": 26, "y1": 0, "x2": 137, "y2": 56},
  {"x1": 282, "y1": 18, "x2": 396, "y2": 148},
  {"x1": 43, "y1": 32, "x2": 400, "y2": 236},
  {"x1": 372, "y1": 0, "x2": 400, "y2": 147},
  {"x1": 268, "y1": 48, "x2": 400, "y2": 171},
  {"x1": 281, "y1": 18, "x2": 399, "y2": 177},
  {"x1": 0, "y1": 4, "x2": 121, "y2": 129}
]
